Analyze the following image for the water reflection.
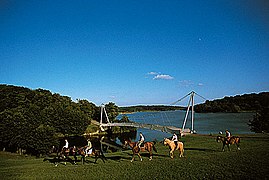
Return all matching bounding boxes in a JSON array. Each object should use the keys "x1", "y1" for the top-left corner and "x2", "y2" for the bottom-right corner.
[{"x1": 60, "y1": 130, "x2": 137, "y2": 153}]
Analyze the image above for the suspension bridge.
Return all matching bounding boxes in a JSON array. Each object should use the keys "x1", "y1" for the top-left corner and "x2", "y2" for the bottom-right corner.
[{"x1": 99, "y1": 91, "x2": 206, "y2": 135}]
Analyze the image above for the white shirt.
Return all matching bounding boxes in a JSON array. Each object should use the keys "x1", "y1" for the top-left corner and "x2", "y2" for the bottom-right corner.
[
  {"x1": 140, "y1": 134, "x2": 145, "y2": 142},
  {"x1": 172, "y1": 134, "x2": 178, "y2": 142},
  {"x1": 63, "y1": 141, "x2": 69, "y2": 148}
]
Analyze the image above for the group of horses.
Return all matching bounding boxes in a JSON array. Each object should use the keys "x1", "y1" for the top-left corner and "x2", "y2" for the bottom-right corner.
[
  {"x1": 46, "y1": 145, "x2": 106, "y2": 166},
  {"x1": 123, "y1": 138, "x2": 185, "y2": 162},
  {"x1": 46, "y1": 135, "x2": 241, "y2": 165}
]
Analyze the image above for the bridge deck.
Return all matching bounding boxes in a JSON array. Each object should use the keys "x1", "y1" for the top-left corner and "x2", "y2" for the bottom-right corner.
[{"x1": 100, "y1": 122, "x2": 190, "y2": 134}]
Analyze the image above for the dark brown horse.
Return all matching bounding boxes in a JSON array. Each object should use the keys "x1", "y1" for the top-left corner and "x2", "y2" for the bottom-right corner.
[
  {"x1": 124, "y1": 139, "x2": 157, "y2": 162},
  {"x1": 54, "y1": 146, "x2": 78, "y2": 165},
  {"x1": 75, "y1": 146, "x2": 106, "y2": 164},
  {"x1": 216, "y1": 136, "x2": 241, "y2": 151}
]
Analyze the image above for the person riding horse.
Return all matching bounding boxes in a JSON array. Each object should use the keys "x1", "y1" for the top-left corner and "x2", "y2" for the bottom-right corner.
[
  {"x1": 137, "y1": 132, "x2": 145, "y2": 148},
  {"x1": 171, "y1": 133, "x2": 178, "y2": 148},
  {"x1": 62, "y1": 139, "x2": 69, "y2": 151},
  {"x1": 85, "y1": 139, "x2": 93, "y2": 156},
  {"x1": 225, "y1": 129, "x2": 231, "y2": 142}
]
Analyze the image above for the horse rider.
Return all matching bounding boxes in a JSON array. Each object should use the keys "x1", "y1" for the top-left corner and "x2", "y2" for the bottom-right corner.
[
  {"x1": 225, "y1": 129, "x2": 231, "y2": 142},
  {"x1": 85, "y1": 139, "x2": 93, "y2": 156},
  {"x1": 171, "y1": 133, "x2": 178, "y2": 148},
  {"x1": 63, "y1": 139, "x2": 69, "y2": 150},
  {"x1": 137, "y1": 132, "x2": 145, "y2": 148}
]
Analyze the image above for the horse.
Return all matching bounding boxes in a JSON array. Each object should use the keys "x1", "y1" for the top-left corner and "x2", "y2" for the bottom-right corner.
[
  {"x1": 124, "y1": 139, "x2": 157, "y2": 162},
  {"x1": 75, "y1": 146, "x2": 106, "y2": 164},
  {"x1": 216, "y1": 135, "x2": 241, "y2": 151},
  {"x1": 163, "y1": 138, "x2": 184, "y2": 159},
  {"x1": 45, "y1": 146, "x2": 77, "y2": 166}
]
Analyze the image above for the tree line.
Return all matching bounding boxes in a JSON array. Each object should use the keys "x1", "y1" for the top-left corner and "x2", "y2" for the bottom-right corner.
[
  {"x1": 194, "y1": 92, "x2": 269, "y2": 113},
  {"x1": 0, "y1": 85, "x2": 123, "y2": 156},
  {"x1": 194, "y1": 92, "x2": 269, "y2": 133},
  {"x1": 119, "y1": 105, "x2": 184, "y2": 113}
]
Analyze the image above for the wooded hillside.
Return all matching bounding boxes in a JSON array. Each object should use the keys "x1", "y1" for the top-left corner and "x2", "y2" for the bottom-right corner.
[
  {"x1": 0, "y1": 84, "x2": 123, "y2": 155},
  {"x1": 194, "y1": 92, "x2": 269, "y2": 113},
  {"x1": 119, "y1": 105, "x2": 184, "y2": 113}
]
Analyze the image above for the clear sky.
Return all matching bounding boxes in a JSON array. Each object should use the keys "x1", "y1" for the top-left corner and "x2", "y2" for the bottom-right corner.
[{"x1": 1, "y1": 0, "x2": 269, "y2": 106}]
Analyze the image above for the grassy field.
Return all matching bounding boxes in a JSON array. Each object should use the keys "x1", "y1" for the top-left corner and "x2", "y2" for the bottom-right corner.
[{"x1": 0, "y1": 134, "x2": 269, "y2": 179}]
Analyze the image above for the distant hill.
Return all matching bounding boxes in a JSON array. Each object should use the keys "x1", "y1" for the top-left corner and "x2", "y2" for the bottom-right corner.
[
  {"x1": 194, "y1": 92, "x2": 269, "y2": 113},
  {"x1": 119, "y1": 105, "x2": 185, "y2": 113}
]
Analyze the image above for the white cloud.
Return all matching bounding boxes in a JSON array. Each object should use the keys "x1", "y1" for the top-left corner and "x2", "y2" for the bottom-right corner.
[
  {"x1": 148, "y1": 71, "x2": 158, "y2": 75},
  {"x1": 179, "y1": 80, "x2": 204, "y2": 87},
  {"x1": 179, "y1": 80, "x2": 194, "y2": 87},
  {"x1": 153, "y1": 74, "x2": 174, "y2": 80}
]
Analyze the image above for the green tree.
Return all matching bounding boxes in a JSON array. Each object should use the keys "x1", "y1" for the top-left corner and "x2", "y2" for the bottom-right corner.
[
  {"x1": 78, "y1": 99, "x2": 98, "y2": 120},
  {"x1": 105, "y1": 102, "x2": 119, "y2": 122},
  {"x1": 0, "y1": 85, "x2": 91, "y2": 155},
  {"x1": 248, "y1": 108, "x2": 269, "y2": 133}
]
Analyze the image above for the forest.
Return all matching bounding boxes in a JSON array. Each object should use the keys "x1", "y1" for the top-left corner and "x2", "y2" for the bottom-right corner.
[
  {"x1": 194, "y1": 92, "x2": 269, "y2": 113},
  {"x1": 119, "y1": 105, "x2": 184, "y2": 113},
  {"x1": 0, "y1": 85, "x2": 123, "y2": 155}
]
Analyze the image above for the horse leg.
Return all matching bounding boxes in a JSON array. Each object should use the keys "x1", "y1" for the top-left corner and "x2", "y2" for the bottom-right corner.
[
  {"x1": 81, "y1": 155, "x2": 85, "y2": 164},
  {"x1": 179, "y1": 148, "x2": 183, "y2": 157},
  {"x1": 94, "y1": 151, "x2": 101, "y2": 164},
  {"x1": 236, "y1": 142, "x2": 240, "y2": 150},
  {"x1": 138, "y1": 153, "x2": 142, "y2": 161},
  {"x1": 149, "y1": 151, "x2": 153, "y2": 161},
  {"x1": 222, "y1": 142, "x2": 225, "y2": 152},
  {"x1": 73, "y1": 154, "x2": 77, "y2": 165},
  {"x1": 99, "y1": 150, "x2": 106, "y2": 163},
  {"x1": 131, "y1": 153, "x2": 135, "y2": 162},
  {"x1": 170, "y1": 150, "x2": 174, "y2": 159},
  {"x1": 148, "y1": 147, "x2": 153, "y2": 160}
]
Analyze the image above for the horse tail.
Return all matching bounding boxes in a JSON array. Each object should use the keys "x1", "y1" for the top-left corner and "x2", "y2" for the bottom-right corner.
[
  {"x1": 238, "y1": 137, "x2": 241, "y2": 143},
  {"x1": 153, "y1": 144, "x2": 157, "y2": 153}
]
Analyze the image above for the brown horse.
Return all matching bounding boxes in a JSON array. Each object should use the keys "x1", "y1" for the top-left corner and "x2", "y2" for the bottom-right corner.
[
  {"x1": 163, "y1": 138, "x2": 184, "y2": 159},
  {"x1": 76, "y1": 146, "x2": 106, "y2": 164},
  {"x1": 124, "y1": 139, "x2": 157, "y2": 162},
  {"x1": 57, "y1": 146, "x2": 77, "y2": 165},
  {"x1": 216, "y1": 136, "x2": 241, "y2": 151}
]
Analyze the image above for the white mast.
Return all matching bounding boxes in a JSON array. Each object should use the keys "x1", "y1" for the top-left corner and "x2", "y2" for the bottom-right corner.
[{"x1": 191, "y1": 91, "x2": 195, "y2": 133}]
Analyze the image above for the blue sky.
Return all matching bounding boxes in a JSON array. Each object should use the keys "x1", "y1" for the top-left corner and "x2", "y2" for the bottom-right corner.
[{"x1": 1, "y1": 0, "x2": 269, "y2": 106}]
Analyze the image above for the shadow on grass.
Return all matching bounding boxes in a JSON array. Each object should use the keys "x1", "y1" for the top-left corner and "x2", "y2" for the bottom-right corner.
[
  {"x1": 124, "y1": 151, "x2": 168, "y2": 158},
  {"x1": 43, "y1": 156, "x2": 108, "y2": 165},
  {"x1": 185, "y1": 147, "x2": 216, "y2": 152},
  {"x1": 43, "y1": 157, "x2": 77, "y2": 166},
  {"x1": 104, "y1": 155, "x2": 130, "y2": 161}
]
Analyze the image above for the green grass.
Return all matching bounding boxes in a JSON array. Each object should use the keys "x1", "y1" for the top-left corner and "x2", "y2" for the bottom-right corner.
[{"x1": 1, "y1": 134, "x2": 269, "y2": 179}]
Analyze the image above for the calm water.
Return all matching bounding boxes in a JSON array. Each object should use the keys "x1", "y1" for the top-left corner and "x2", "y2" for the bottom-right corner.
[
  {"x1": 65, "y1": 111, "x2": 254, "y2": 152},
  {"x1": 118, "y1": 111, "x2": 254, "y2": 141}
]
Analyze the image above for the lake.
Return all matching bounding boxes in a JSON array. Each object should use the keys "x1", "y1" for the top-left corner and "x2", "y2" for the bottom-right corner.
[
  {"x1": 65, "y1": 111, "x2": 254, "y2": 152},
  {"x1": 117, "y1": 111, "x2": 254, "y2": 141}
]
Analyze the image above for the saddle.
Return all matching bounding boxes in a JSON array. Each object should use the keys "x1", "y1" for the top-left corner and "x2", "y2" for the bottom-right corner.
[{"x1": 136, "y1": 142, "x2": 145, "y2": 148}]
